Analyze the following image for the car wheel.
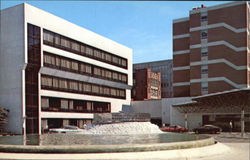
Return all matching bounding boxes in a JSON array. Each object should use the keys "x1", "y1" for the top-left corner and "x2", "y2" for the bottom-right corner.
[{"x1": 195, "y1": 130, "x2": 199, "y2": 134}]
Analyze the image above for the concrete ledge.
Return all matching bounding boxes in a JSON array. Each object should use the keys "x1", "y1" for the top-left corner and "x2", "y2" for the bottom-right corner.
[
  {"x1": 0, "y1": 142, "x2": 230, "y2": 160},
  {"x1": 0, "y1": 137, "x2": 214, "y2": 153}
]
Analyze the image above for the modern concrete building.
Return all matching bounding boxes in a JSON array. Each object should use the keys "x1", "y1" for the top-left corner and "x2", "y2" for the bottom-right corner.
[
  {"x1": 132, "y1": 68, "x2": 161, "y2": 100},
  {"x1": 173, "y1": 2, "x2": 250, "y2": 97},
  {"x1": 133, "y1": 60, "x2": 173, "y2": 98},
  {"x1": 0, "y1": 3, "x2": 132, "y2": 134}
]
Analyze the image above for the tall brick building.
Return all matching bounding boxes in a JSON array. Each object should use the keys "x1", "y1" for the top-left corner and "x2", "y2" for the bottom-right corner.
[
  {"x1": 133, "y1": 60, "x2": 173, "y2": 98},
  {"x1": 132, "y1": 68, "x2": 161, "y2": 100},
  {"x1": 173, "y1": 2, "x2": 250, "y2": 97}
]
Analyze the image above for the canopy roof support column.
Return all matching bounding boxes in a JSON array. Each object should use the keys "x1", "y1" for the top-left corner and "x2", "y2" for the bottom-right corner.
[
  {"x1": 184, "y1": 113, "x2": 188, "y2": 129},
  {"x1": 241, "y1": 108, "x2": 245, "y2": 137}
]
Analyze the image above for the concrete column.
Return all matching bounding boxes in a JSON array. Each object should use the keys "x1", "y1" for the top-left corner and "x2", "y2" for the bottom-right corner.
[
  {"x1": 241, "y1": 108, "x2": 245, "y2": 137},
  {"x1": 184, "y1": 113, "x2": 188, "y2": 129}
]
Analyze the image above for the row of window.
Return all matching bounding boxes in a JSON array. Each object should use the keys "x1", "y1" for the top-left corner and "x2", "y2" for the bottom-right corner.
[
  {"x1": 41, "y1": 75, "x2": 126, "y2": 99},
  {"x1": 43, "y1": 52, "x2": 127, "y2": 84},
  {"x1": 43, "y1": 29, "x2": 127, "y2": 69},
  {"x1": 150, "y1": 89, "x2": 160, "y2": 98},
  {"x1": 150, "y1": 79, "x2": 160, "y2": 87},
  {"x1": 41, "y1": 97, "x2": 111, "y2": 113}
]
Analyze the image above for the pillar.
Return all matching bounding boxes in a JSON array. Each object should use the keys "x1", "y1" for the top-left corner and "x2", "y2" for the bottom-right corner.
[
  {"x1": 184, "y1": 113, "x2": 188, "y2": 129},
  {"x1": 241, "y1": 108, "x2": 245, "y2": 137}
]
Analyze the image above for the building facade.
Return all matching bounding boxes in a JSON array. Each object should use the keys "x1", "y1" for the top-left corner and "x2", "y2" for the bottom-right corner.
[
  {"x1": 132, "y1": 68, "x2": 161, "y2": 100},
  {"x1": 133, "y1": 60, "x2": 173, "y2": 98},
  {"x1": 173, "y1": 2, "x2": 250, "y2": 97},
  {"x1": 0, "y1": 3, "x2": 132, "y2": 134}
]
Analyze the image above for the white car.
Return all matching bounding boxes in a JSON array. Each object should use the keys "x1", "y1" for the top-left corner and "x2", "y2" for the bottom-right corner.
[{"x1": 49, "y1": 125, "x2": 84, "y2": 133}]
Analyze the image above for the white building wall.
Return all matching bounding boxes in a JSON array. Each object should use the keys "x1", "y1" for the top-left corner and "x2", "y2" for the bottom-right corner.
[
  {"x1": 0, "y1": 4, "x2": 25, "y2": 134},
  {"x1": 162, "y1": 97, "x2": 202, "y2": 129},
  {"x1": 0, "y1": 3, "x2": 133, "y2": 134},
  {"x1": 24, "y1": 3, "x2": 132, "y2": 112},
  {"x1": 24, "y1": 3, "x2": 132, "y2": 87}
]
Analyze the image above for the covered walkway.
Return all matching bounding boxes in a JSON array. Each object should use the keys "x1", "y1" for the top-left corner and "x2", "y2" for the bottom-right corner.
[{"x1": 173, "y1": 88, "x2": 250, "y2": 137}]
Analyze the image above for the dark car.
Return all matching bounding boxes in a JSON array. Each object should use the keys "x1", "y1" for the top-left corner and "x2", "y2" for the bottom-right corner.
[
  {"x1": 193, "y1": 125, "x2": 222, "y2": 134},
  {"x1": 160, "y1": 125, "x2": 188, "y2": 133}
]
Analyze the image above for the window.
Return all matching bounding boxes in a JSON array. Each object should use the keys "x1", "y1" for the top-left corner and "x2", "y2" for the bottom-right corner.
[
  {"x1": 101, "y1": 52, "x2": 106, "y2": 59},
  {"x1": 106, "y1": 71, "x2": 112, "y2": 79},
  {"x1": 80, "y1": 45, "x2": 85, "y2": 53},
  {"x1": 44, "y1": 54, "x2": 55, "y2": 65},
  {"x1": 201, "y1": 12, "x2": 208, "y2": 22},
  {"x1": 201, "y1": 82, "x2": 208, "y2": 92},
  {"x1": 201, "y1": 51, "x2": 208, "y2": 57},
  {"x1": 41, "y1": 76, "x2": 52, "y2": 87},
  {"x1": 61, "y1": 59, "x2": 71, "y2": 69},
  {"x1": 112, "y1": 56, "x2": 119, "y2": 64},
  {"x1": 94, "y1": 67, "x2": 101, "y2": 76},
  {"x1": 201, "y1": 47, "x2": 208, "y2": 57},
  {"x1": 79, "y1": 83, "x2": 83, "y2": 92},
  {"x1": 61, "y1": 37, "x2": 70, "y2": 49},
  {"x1": 92, "y1": 85, "x2": 99, "y2": 93},
  {"x1": 41, "y1": 98, "x2": 49, "y2": 108},
  {"x1": 86, "y1": 47, "x2": 93, "y2": 56},
  {"x1": 151, "y1": 89, "x2": 158, "y2": 97},
  {"x1": 119, "y1": 90, "x2": 125, "y2": 97},
  {"x1": 43, "y1": 31, "x2": 54, "y2": 44},
  {"x1": 71, "y1": 61, "x2": 78, "y2": 71},
  {"x1": 121, "y1": 59, "x2": 127, "y2": 67},
  {"x1": 201, "y1": 30, "x2": 208, "y2": 39},
  {"x1": 201, "y1": 65, "x2": 208, "y2": 74},
  {"x1": 99, "y1": 86, "x2": 104, "y2": 95},
  {"x1": 83, "y1": 83, "x2": 91, "y2": 92},
  {"x1": 105, "y1": 54, "x2": 112, "y2": 62},
  {"x1": 69, "y1": 81, "x2": 78, "y2": 91},
  {"x1": 54, "y1": 34, "x2": 61, "y2": 46},
  {"x1": 94, "y1": 50, "x2": 102, "y2": 58},
  {"x1": 71, "y1": 41, "x2": 80, "y2": 52},
  {"x1": 61, "y1": 99, "x2": 68, "y2": 110},
  {"x1": 110, "y1": 88, "x2": 116, "y2": 96},
  {"x1": 113, "y1": 72, "x2": 118, "y2": 80},
  {"x1": 104, "y1": 87, "x2": 110, "y2": 95},
  {"x1": 201, "y1": 15, "x2": 207, "y2": 22},
  {"x1": 55, "y1": 57, "x2": 60, "y2": 67},
  {"x1": 52, "y1": 78, "x2": 58, "y2": 88},
  {"x1": 59, "y1": 79, "x2": 68, "y2": 89}
]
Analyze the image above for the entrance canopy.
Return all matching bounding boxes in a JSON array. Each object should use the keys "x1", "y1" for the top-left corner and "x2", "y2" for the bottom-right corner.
[{"x1": 173, "y1": 88, "x2": 250, "y2": 113}]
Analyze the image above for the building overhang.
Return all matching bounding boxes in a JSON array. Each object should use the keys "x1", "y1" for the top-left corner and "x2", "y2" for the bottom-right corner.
[{"x1": 173, "y1": 88, "x2": 250, "y2": 113}]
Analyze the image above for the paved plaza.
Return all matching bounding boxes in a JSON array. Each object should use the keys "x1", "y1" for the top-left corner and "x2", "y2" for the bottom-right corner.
[{"x1": 189, "y1": 132, "x2": 250, "y2": 160}]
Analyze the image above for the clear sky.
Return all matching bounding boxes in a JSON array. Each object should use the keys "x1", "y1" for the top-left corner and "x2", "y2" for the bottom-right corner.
[{"x1": 1, "y1": 1, "x2": 231, "y2": 63}]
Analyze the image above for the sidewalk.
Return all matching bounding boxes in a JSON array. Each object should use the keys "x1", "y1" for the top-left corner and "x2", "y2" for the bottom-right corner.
[{"x1": 0, "y1": 142, "x2": 230, "y2": 160}]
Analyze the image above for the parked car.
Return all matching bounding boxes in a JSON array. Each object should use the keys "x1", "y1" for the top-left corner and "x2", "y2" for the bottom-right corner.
[
  {"x1": 49, "y1": 125, "x2": 83, "y2": 133},
  {"x1": 160, "y1": 125, "x2": 188, "y2": 133},
  {"x1": 193, "y1": 125, "x2": 222, "y2": 134}
]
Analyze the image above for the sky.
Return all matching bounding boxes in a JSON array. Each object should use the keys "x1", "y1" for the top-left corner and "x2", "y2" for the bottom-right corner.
[{"x1": 1, "y1": 1, "x2": 231, "y2": 63}]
